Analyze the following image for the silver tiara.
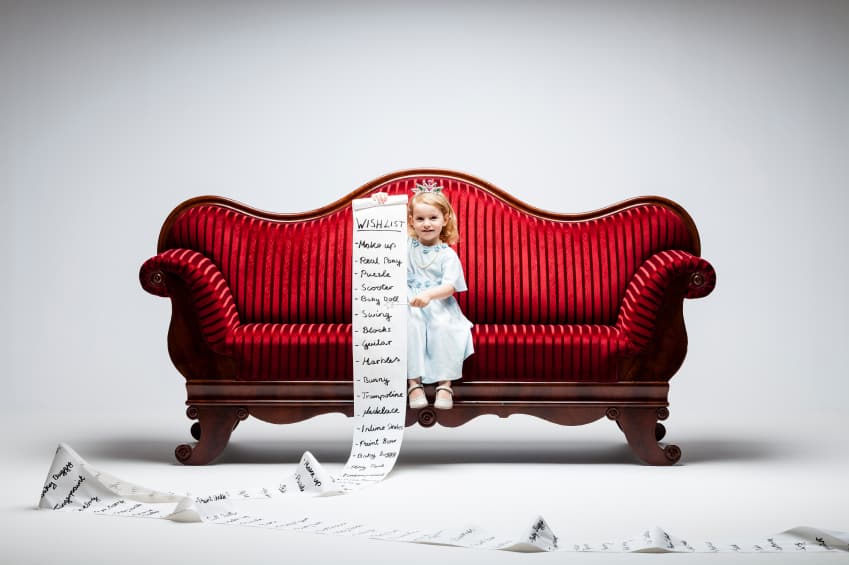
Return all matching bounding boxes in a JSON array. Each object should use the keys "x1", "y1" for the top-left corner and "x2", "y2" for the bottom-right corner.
[{"x1": 411, "y1": 179, "x2": 444, "y2": 195}]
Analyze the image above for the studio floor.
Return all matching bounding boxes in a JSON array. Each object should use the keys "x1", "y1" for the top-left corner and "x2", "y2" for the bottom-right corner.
[{"x1": 3, "y1": 405, "x2": 846, "y2": 565}]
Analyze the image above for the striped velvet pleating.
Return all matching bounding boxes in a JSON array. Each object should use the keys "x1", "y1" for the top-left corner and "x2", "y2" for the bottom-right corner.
[
  {"x1": 467, "y1": 324, "x2": 629, "y2": 382},
  {"x1": 140, "y1": 248, "x2": 240, "y2": 353},
  {"x1": 369, "y1": 177, "x2": 697, "y2": 325},
  {"x1": 227, "y1": 323, "x2": 353, "y2": 380},
  {"x1": 143, "y1": 176, "x2": 710, "y2": 382},
  {"x1": 616, "y1": 249, "x2": 716, "y2": 351},
  {"x1": 167, "y1": 206, "x2": 353, "y2": 324}
]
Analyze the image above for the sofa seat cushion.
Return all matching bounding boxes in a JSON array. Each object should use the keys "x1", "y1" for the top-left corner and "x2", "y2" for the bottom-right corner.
[
  {"x1": 465, "y1": 324, "x2": 629, "y2": 383},
  {"x1": 226, "y1": 323, "x2": 628, "y2": 383},
  {"x1": 226, "y1": 323, "x2": 353, "y2": 382}
]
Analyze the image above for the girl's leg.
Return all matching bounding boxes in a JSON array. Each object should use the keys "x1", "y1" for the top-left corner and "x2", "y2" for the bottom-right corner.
[
  {"x1": 407, "y1": 378, "x2": 427, "y2": 409},
  {"x1": 434, "y1": 379, "x2": 454, "y2": 410},
  {"x1": 407, "y1": 308, "x2": 427, "y2": 409}
]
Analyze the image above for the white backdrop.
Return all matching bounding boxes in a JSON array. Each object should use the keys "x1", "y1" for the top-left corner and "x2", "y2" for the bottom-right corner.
[{"x1": 3, "y1": 1, "x2": 848, "y2": 564}]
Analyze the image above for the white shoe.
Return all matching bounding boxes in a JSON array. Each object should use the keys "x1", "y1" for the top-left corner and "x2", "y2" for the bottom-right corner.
[
  {"x1": 434, "y1": 385, "x2": 454, "y2": 410},
  {"x1": 408, "y1": 384, "x2": 427, "y2": 409}
]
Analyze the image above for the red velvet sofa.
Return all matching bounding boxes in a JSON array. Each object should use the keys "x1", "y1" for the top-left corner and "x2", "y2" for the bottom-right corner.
[{"x1": 140, "y1": 170, "x2": 715, "y2": 465}]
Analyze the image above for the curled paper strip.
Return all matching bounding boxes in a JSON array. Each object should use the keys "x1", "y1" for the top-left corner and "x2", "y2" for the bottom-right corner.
[{"x1": 38, "y1": 442, "x2": 849, "y2": 553}]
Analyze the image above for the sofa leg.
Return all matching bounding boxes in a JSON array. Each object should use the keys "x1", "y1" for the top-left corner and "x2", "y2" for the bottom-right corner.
[
  {"x1": 190, "y1": 418, "x2": 241, "y2": 441},
  {"x1": 175, "y1": 406, "x2": 248, "y2": 465},
  {"x1": 614, "y1": 419, "x2": 666, "y2": 441},
  {"x1": 608, "y1": 407, "x2": 681, "y2": 465}
]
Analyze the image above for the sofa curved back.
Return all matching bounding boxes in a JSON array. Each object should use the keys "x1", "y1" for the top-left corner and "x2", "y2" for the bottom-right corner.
[{"x1": 157, "y1": 170, "x2": 699, "y2": 326}]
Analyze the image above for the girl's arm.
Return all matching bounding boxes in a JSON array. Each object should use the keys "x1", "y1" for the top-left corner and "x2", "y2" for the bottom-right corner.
[{"x1": 410, "y1": 283, "x2": 455, "y2": 308}]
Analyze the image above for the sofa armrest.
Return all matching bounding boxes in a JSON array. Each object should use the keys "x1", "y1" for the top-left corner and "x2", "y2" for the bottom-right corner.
[
  {"x1": 616, "y1": 250, "x2": 716, "y2": 352},
  {"x1": 140, "y1": 249, "x2": 240, "y2": 351}
]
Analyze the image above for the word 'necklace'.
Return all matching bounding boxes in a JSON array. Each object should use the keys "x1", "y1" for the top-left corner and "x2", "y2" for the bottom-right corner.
[{"x1": 413, "y1": 242, "x2": 442, "y2": 270}]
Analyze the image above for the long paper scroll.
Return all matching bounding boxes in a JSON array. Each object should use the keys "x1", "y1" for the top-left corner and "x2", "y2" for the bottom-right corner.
[
  {"x1": 35, "y1": 195, "x2": 849, "y2": 554},
  {"x1": 339, "y1": 194, "x2": 409, "y2": 489},
  {"x1": 37, "y1": 442, "x2": 849, "y2": 553}
]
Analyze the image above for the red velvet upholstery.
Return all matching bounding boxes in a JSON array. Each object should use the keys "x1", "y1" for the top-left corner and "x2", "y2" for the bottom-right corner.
[
  {"x1": 616, "y1": 249, "x2": 715, "y2": 351},
  {"x1": 141, "y1": 174, "x2": 715, "y2": 384},
  {"x1": 141, "y1": 248, "x2": 239, "y2": 353}
]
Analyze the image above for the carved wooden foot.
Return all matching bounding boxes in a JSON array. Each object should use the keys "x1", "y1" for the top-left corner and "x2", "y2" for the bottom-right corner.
[
  {"x1": 615, "y1": 419, "x2": 666, "y2": 441},
  {"x1": 607, "y1": 407, "x2": 681, "y2": 465},
  {"x1": 190, "y1": 418, "x2": 241, "y2": 440},
  {"x1": 176, "y1": 406, "x2": 248, "y2": 465}
]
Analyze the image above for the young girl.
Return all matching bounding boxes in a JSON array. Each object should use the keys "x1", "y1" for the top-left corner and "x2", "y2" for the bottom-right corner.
[{"x1": 372, "y1": 181, "x2": 474, "y2": 410}]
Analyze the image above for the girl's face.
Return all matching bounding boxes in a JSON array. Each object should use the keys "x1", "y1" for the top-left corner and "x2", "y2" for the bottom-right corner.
[{"x1": 410, "y1": 201, "x2": 446, "y2": 246}]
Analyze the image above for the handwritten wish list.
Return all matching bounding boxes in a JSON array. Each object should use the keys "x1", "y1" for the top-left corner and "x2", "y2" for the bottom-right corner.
[{"x1": 338, "y1": 195, "x2": 409, "y2": 489}]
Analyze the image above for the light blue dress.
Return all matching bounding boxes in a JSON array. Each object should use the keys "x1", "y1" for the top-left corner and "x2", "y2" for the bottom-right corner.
[{"x1": 407, "y1": 238, "x2": 474, "y2": 383}]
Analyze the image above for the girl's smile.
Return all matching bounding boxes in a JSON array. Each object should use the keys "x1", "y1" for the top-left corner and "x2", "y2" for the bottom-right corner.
[{"x1": 411, "y1": 202, "x2": 446, "y2": 246}]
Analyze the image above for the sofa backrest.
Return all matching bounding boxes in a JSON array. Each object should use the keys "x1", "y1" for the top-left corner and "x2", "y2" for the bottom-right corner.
[{"x1": 159, "y1": 172, "x2": 699, "y2": 326}]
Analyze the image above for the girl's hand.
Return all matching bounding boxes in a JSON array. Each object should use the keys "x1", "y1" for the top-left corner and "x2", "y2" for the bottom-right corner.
[
  {"x1": 409, "y1": 294, "x2": 431, "y2": 308},
  {"x1": 371, "y1": 192, "x2": 389, "y2": 204},
  {"x1": 410, "y1": 284, "x2": 454, "y2": 307}
]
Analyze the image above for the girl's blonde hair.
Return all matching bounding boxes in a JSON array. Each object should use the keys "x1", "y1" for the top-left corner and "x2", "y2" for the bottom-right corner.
[{"x1": 408, "y1": 192, "x2": 459, "y2": 245}]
